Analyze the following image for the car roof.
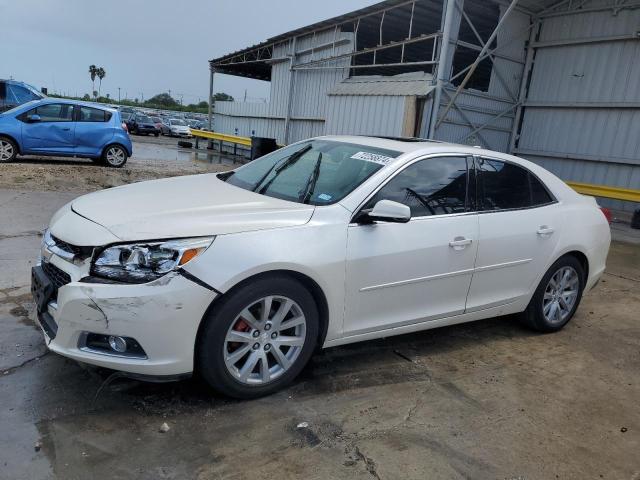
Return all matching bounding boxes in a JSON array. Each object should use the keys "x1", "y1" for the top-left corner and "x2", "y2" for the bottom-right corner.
[
  {"x1": 316, "y1": 134, "x2": 530, "y2": 165},
  {"x1": 32, "y1": 98, "x2": 117, "y2": 112}
]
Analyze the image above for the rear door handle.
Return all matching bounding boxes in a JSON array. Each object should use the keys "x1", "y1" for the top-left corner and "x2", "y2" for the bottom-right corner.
[
  {"x1": 449, "y1": 237, "x2": 472, "y2": 250},
  {"x1": 537, "y1": 226, "x2": 555, "y2": 236},
  {"x1": 62, "y1": 128, "x2": 71, "y2": 131}
]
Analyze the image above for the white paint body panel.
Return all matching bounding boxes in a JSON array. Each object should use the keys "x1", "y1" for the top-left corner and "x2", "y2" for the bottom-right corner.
[{"x1": 40, "y1": 137, "x2": 611, "y2": 376}]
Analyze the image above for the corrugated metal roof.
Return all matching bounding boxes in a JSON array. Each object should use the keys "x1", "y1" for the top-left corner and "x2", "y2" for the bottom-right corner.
[{"x1": 328, "y1": 72, "x2": 435, "y2": 96}]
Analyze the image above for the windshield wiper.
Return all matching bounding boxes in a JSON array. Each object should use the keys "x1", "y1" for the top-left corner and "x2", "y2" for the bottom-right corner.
[
  {"x1": 254, "y1": 144, "x2": 312, "y2": 194},
  {"x1": 299, "y1": 152, "x2": 323, "y2": 204}
]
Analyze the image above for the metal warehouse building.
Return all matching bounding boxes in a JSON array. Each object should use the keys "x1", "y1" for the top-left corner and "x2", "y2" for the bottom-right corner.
[{"x1": 208, "y1": 0, "x2": 640, "y2": 211}]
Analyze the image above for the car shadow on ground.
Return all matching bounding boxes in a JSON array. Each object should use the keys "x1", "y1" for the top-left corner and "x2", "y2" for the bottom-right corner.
[{"x1": 83, "y1": 313, "x2": 534, "y2": 411}]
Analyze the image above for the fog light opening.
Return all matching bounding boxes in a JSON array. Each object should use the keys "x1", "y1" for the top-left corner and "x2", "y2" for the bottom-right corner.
[
  {"x1": 80, "y1": 333, "x2": 148, "y2": 359},
  {"x1": 108, "y1": 335, "x2": 127, "y2": 353}
]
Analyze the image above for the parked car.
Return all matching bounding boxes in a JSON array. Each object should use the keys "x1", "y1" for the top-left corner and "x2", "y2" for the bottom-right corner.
[
  {"x1": 151, "y1": 116, "x2": 171, "y2": 135},
  {"x1": 0, "y1": 80, "x2": 45, "y2": 113},
  {"x1": 0, "y1": 99, "x2": 132, "y2": 167},
  {"x1": 32, "y1": 136, "x2": 610, "y2": 398},
  {"x1": 167, "y1": 118, "x2": 191, "y2": 137},
  {"x1": 127, "y1": 113, "x2": 160, "y2": 136}
]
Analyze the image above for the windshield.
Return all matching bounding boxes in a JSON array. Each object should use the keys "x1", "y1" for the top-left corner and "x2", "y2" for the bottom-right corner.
[
  {"x1": 171, "y1": 119, "x2": 186, "y2": 126},
  {"x1": 139, "y1": 116, "x2": 153, "y2": 123},
  {"x1": 222, "y1": 140, "x2": 401, "y2": 205}
]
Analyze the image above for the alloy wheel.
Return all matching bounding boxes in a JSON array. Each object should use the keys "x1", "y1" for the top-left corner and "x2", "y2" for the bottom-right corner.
[
  {"x1": 542, "y1": 266, "x2": 579, "y2": 324},
  {"x1": 105, "y1": 146, "x2": 126, "y2": 166},
  {"x1": 223, "y1": 295, "x2": 307, "y2": 385},
  {"x1": 0, "y1": 140, "x2": 14, "y2": 161}
]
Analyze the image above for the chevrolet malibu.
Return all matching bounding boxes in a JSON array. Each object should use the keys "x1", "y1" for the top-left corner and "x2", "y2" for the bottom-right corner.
[{"x1": 32, "y1": 136, "x2": 611, "y2": 398}]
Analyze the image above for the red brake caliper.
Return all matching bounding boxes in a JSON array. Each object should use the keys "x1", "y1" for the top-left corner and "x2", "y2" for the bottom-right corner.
[{"x1": 229, "y1": 318, "x2": 251, "y2": 351}]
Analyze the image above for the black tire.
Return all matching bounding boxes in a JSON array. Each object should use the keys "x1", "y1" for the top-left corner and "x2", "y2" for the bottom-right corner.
[
  {"x1": 197, "y1": 275, "x2": 319, "y2": 399},
  {"x1": 154, "y1": 133, "x2": 159, "y2": 137},
  {"x1": 521, "y1": 255, "x2": 585, "y2": 333},
  {"x1": 0, "y1": 136, "x2": 18, "y2": 163},
  {"x1": 101, "y1": 144, "x2": 128, "y2": 168}
]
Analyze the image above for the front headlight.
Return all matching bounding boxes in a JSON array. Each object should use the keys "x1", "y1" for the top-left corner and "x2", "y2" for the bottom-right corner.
[{"x1": 91, "y1": 237, "x2": 214, "y2": 283}]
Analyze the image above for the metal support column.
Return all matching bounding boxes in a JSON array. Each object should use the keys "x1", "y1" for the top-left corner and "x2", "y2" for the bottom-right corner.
[
  {"x1": 208, "y1": 67, "x2": 214, "y2": 130},
  {"x1": 429, "y1": 0, "x2": 457, "y2": 139},
  {"x1": 436, "y1": 0, "x2": 520, "y2": 130},
  {"x1": 283, "y1": 37, "x2": 297, "y2": 145},
  {"x1": 207, "y1": 67, "x2": 215, "y2": 149},
  {"x1": 509, "y1": 20, "x2": 539, "y2": 152}
]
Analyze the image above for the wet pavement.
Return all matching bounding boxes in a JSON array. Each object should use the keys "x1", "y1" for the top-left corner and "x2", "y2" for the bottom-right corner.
[
  {"x1": 130, "y1": 134, "x2": 247, "y2": 168},
  {"x1": 0, "y1": 148, "x2": 639, "y2": 479}
]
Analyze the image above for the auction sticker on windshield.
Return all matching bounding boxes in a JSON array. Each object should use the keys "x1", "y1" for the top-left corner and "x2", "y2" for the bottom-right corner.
[{"x1": 351, "y1": 151, "x2": 394, "y2": 165}]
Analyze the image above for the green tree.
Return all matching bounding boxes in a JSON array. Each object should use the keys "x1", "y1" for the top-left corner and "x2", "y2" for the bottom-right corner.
[
  {"x1": 97, "y1": 67, "x2": 106, "y2": 97},
  {"x1": 88, "y1": 65, "x2": 97, "y2": 98},
  {"x1": 213, "y1": 92, "x2": 234, "y2": 102},
  {"x1": 145, "y1": 92, "x2": 179, "y2": 107}
]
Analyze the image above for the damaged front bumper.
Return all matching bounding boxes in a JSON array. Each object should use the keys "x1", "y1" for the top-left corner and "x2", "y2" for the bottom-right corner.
[{"x1": 33, "y1": 254, "x2": 217, "y2": 377}]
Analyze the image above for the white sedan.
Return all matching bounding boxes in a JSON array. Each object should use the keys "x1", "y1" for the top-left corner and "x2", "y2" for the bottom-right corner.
[
  {"x1": 32, "y1": 136, "x2": 611, "y2": 398},
  {"x1": 167, "y1": 118, "x2": 191, "y2": 137}
]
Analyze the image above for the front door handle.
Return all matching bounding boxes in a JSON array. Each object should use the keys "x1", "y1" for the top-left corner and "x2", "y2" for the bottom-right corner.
[
  {"x1": 449, "y1": 236, "x2": 472, "y2": 250},
  {"x1": 537, "y1": 226, "x2": 555, "y2": 236},
  {"x1": 62, "y1": 127, "x2": 71, "y2": 131}
]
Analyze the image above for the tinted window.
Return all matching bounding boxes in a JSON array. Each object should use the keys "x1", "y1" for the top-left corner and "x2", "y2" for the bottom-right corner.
[
  {"x1": 34, "y1": 104, "x2": 74, "y2": 122},
  {"x1": 79, "y1": 106, "x2": 110, "y2": 122},
  {"x1": 365, "y1": 156, "x2": 471, "y2": 217},
  {"x1": 530, "y1": 174, "x2": 553, "y2": 206},
  {"x1": 478, "y1": 158, "x2": 553, "y2": 210}
]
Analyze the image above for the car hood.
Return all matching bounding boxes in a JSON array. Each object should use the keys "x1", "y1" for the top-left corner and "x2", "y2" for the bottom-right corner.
[{"x1": 71, "y1": 174, "x2": 315, "y2": 242}]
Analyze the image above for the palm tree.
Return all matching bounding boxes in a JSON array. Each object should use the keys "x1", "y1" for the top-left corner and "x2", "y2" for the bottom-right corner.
[
  {"x1": 97, "y1": 67, "x2": 106, "y2": 98},
  {"x1": 89, "y1": 65, "x2": 97, "y2": 98}
]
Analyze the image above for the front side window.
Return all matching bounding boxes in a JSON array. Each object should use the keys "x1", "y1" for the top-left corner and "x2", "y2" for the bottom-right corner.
[
  {"x1": 364, "y1": 156, "x2": 471, "y2": 217},
  {"x1": 32, "y1": 104, "x2": 74, "y2": 122},
  {"x1": 79, "y1": 106, "x2": 110, "y2": 122},
  {"x1": 477, "y1": 158, "x2": 553, "y2": 211},
  {"x1": 223, "y1": 140, "x2": 401, "y2": 205}
]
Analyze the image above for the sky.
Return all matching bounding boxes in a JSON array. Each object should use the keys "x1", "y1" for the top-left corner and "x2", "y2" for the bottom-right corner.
[{"x1": 0, "y1": 0, "x2": 377, "y2": 105}]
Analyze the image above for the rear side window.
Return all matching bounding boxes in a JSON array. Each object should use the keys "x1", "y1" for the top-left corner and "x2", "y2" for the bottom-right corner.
[
  {"x1": 365, "y1": 156, "x2": 471, "y2": 217},
  {"x1": 477, "y1": 158, "x2": 553, "y2": 211},
  {"x1": 79, "y1": 106, "x2": 111, "y2": 122}
]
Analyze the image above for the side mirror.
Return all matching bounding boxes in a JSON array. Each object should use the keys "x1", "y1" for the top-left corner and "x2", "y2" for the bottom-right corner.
[
  {"x1": 27, "y1": 114, "x2": 41, "y2": 123},
  {"x1": 357, "y1": 200, "x2": 411, "y2": 224}
]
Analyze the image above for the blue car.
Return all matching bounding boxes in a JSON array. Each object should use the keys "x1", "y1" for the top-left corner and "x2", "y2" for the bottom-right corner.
[{"x1": 0, "y1": 99, "x2": 133, "y2": 168}]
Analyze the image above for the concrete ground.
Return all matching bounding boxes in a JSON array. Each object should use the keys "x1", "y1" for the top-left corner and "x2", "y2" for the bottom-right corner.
[{"x1": 1, "y1": 140, "x2": 639, "y2": 480}]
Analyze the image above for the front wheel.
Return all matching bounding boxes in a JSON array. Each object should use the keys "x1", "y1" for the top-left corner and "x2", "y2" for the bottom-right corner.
[
  {"x1": 0, "y1": 137, "x2": 18, "y2": 162},
  {"x1": 102, "y1": 145, "x2": 128, "y2": 168},
  {"x1": 522, "y1": 255, "x2": 585, "y2": 332},
  {"x1": 197, "y1": 275, "x2": 319, "y2": 399}
]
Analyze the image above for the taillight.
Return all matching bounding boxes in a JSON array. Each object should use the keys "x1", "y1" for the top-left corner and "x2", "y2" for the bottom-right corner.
[
  {"x1": 600, "y1": 207, "x2": 612, "y2": 224},
  {"x1": 121, "y1": 122, "x2": 128, "y2": 133}
]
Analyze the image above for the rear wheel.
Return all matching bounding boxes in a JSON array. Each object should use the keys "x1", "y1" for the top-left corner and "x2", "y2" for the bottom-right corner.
[
  {"x1": 0, "y1": 137, "x2": 18, "y2": 163},
  {"x1": 102, "y1": 145, "x2": 128, "y2": 168},
  {"x1": 522, "y1": 255, "x2": 585, "y2": 332},
  {"x1": 197, "y1": 275, "x2": 319, "y2": 399}
]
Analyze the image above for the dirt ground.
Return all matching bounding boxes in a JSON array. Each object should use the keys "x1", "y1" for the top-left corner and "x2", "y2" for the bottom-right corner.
[{"x1": 0, "y1": 137, "x2": 639, "y2": 480}]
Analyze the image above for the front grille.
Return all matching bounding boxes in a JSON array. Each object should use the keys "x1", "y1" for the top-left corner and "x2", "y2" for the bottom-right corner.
[
  {"x1": 51, "y1": 234, "x2": 84, "y2": 256},
  {"x1": 42, "y1": 261, "x2": 71, "y2": 293}
]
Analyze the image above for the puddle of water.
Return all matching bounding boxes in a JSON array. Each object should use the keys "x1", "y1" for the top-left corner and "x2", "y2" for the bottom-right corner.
[{"x1": 132, "y1": 141, "x2": 247, "y2": 167}]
